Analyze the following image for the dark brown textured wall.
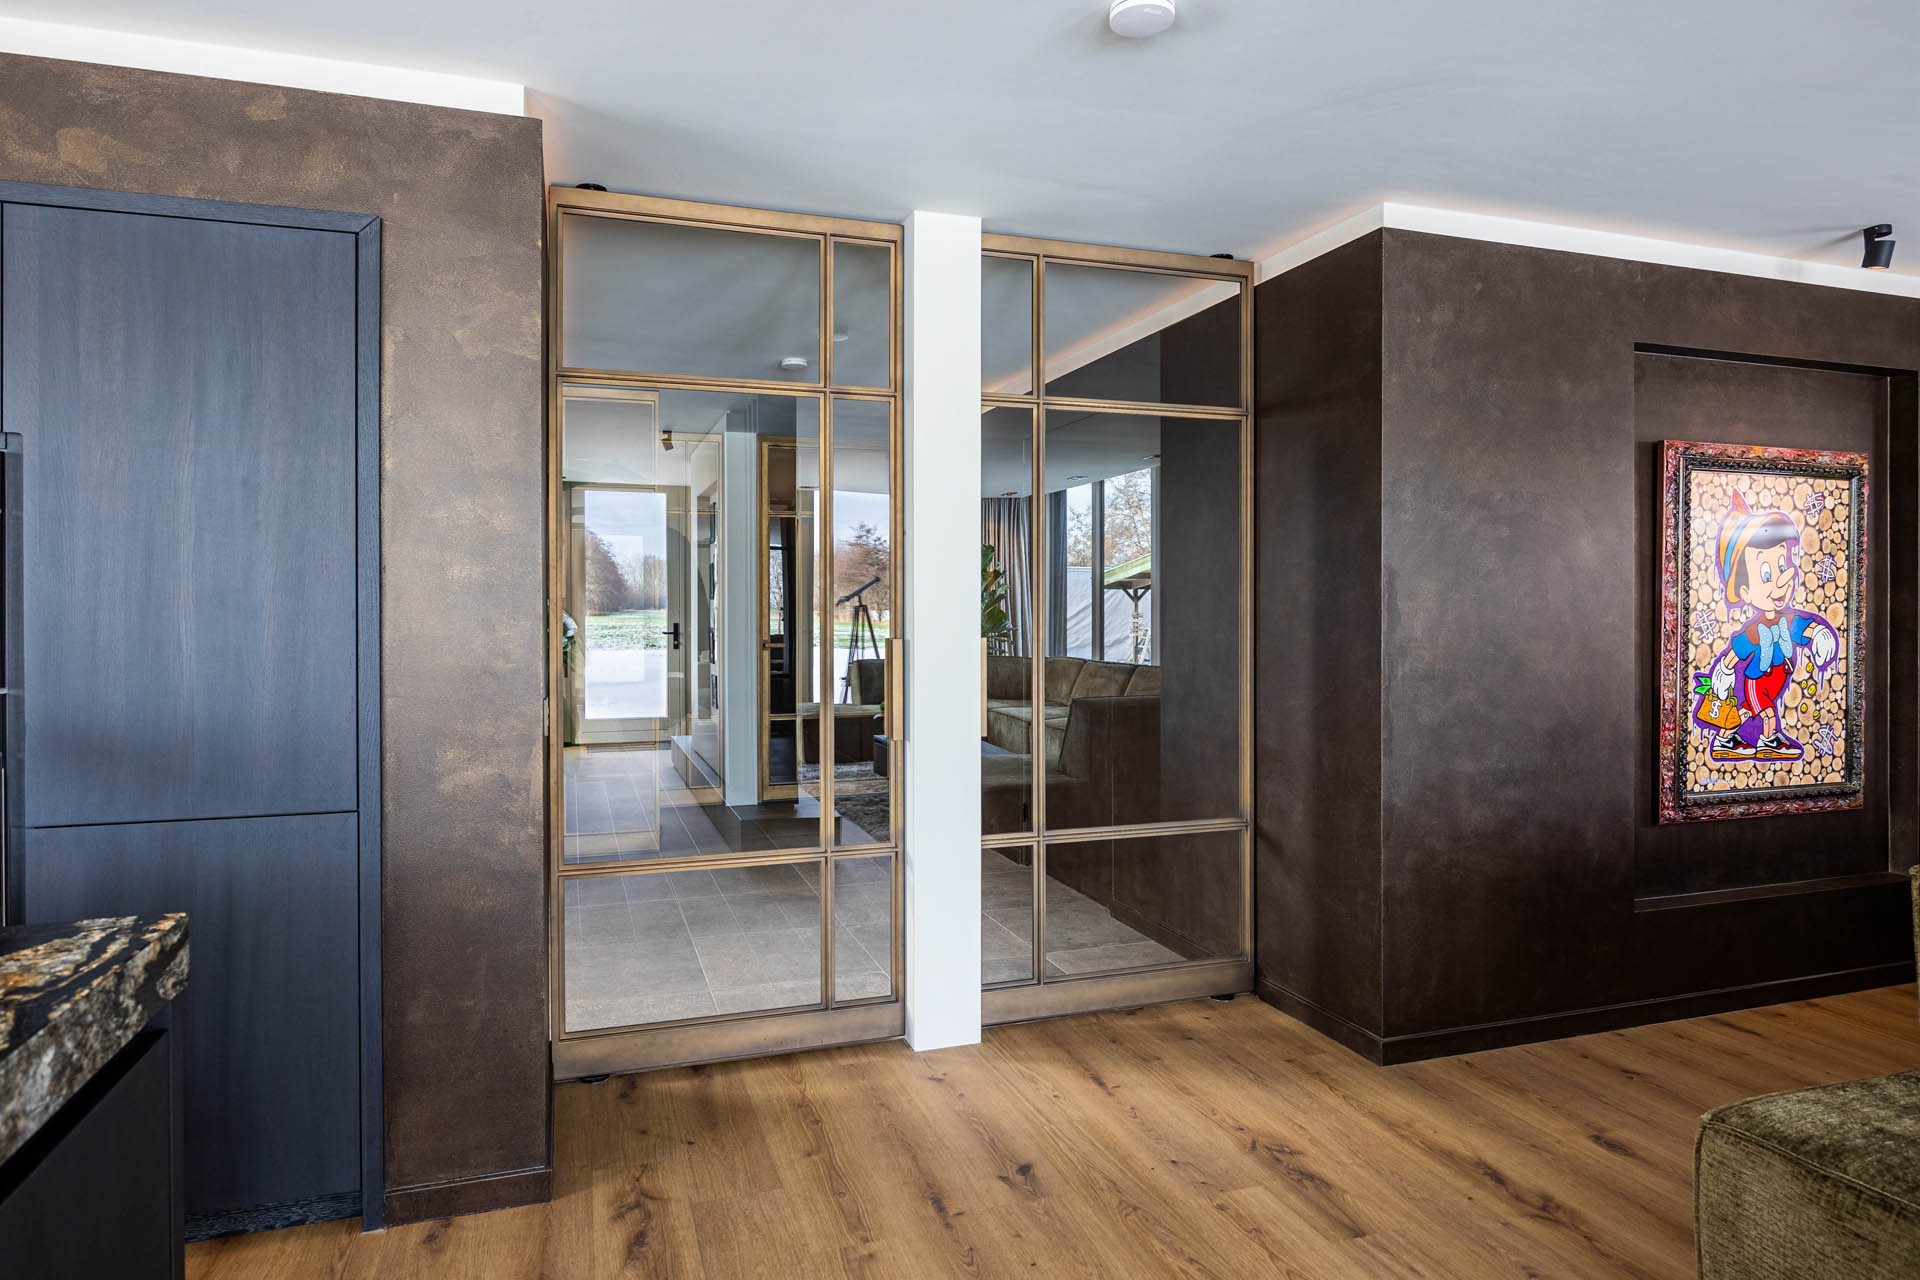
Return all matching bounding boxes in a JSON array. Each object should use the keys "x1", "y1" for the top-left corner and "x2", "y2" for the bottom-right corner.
[
  {"x1": 1257, "y1": 228, "x2": 1920, "y2": 1062},
  {"x1": 1252, "y1": 235, "x2": 1385, "y2": 1050},
  {"x1": 0, "y1": 54, "x2": 549, "y2": 1218}
]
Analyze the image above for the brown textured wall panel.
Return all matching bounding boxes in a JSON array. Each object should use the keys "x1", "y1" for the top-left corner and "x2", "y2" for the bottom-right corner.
[
  {"x1": 0, "y1": 54, "x2": 549, "y2": 1217},
  {"x1": 1251, "y1": 233, "x2": 1385, "y2": 1048},
  {"x1": 1256, "y1": 229, "x2": 1920, "y2": 1062},
  {"x1": 1374, "y1": 230, "x2": 1920, "y2": 1054}
]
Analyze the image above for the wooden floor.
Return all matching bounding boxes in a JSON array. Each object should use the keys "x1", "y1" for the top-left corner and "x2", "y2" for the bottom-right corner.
[{"x1": 187, "y1": 985, "x2": 1920, "y2": 1279}]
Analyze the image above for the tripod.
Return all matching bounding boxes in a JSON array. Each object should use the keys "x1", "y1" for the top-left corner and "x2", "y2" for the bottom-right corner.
[{"x1": 838, "y1": 575, "x2": 883, "y2": 703}]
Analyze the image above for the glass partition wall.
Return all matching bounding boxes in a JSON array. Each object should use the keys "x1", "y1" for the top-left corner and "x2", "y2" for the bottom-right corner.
[
  {"x1": 549, "y1": 189, "x2": 902, "y2": 1077},
  {"x1": 980, "y1": 237, "x2": 1254, "y2": 1020}
]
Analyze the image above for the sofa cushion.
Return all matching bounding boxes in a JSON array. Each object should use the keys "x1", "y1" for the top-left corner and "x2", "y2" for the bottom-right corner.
[
  {"x1": 1125, "y1": 665, "x2": 1161, "y2": 696},
  {"x1": 1070, "y1": 661, "x2": 1135, "y2": 701},
  {"x1": 986, "y1": 706, "x2": 1032, "y2": 756},
  {"x1": 1044, "y1": 657, "x2": 1086, "y2": 706},
  {"x1": 985, "y1": 654, "x2": 1030, "y2": 701},
  {"x1": 1696, "y1": 1070, "x2": 1920, "y2": 1279}
]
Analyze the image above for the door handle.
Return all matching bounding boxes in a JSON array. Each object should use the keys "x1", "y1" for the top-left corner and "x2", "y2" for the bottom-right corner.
[{"x1": 668, "y1": 622, "x2": 682, "y2": 651}]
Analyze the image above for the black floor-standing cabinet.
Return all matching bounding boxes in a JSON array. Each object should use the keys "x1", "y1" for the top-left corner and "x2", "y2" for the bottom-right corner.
[{"x1": 0, "y1": 183, "x2": 383, "y2": 1238}]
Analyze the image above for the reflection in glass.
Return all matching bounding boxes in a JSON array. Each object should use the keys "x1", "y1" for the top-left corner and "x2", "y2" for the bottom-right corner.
[
  {"x1": 761, "y1": 424, "x2": 822, "y2": 806},
  {"x1": 1042, "y1": 831, "x2": 1242, "y2": 976},
  {"x1": 981, "y1": 407, "x2": 1036, "y2": 836},
  {"x1": 561, "y1": 214, "x2": 821, "y2": 382},
  {"x1": 827, "y1": 399, "x2": 893, "y2": 845},
  {"x1": 1041, "y1": 411, "x2": 1240, "y2": 827},
  {"x1": 981, "y1": 847, "x2": 1036, "y2": 986},
  {"x1": 832, "y1": 241, "x2": 892, "y2": 389},
  {"x1": 1042, "y1": 262, "x2": 1240, "y2": 407},
  {"x1": 562, "y1": 862, "x2": 825, "y2": 1031},
  {"x1": 561, "y1": 386, "x2": 825, "y2": 863},
  {"x1": 982, "y1": 255, "x2": 1035, "y2": 395},
  {"x1": 832, "y1": 855, "x2": 894, "y2": 1002}
]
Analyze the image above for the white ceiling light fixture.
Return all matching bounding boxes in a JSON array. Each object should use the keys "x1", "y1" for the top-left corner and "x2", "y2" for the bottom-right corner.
[
  {"x1": 778, "y1": 355, "x2": 811, "y2": 373},
  {"x1": 1109, "y1": 0, "x2": 1176, "y2": 39}
]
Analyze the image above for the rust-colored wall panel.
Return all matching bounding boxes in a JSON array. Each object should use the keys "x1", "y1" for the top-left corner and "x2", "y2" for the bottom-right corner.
[{"x1": 0, "y1": 53, "x2": 549, "y2": 1218}]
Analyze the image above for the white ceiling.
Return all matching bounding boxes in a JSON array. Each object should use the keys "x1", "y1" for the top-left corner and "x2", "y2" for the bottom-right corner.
[{"x1": 14, "y1": 1, "x2": 1920, "y2": 273}]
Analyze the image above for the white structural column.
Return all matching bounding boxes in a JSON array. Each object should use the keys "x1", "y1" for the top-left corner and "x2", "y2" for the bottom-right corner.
[{"x1": 901, "y1": 211, "x2": 984, "y2": 1051}]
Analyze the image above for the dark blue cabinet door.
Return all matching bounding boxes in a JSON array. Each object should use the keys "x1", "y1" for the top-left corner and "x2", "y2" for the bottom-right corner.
[
  {"x1": 22, "y1": 814, "x2": 361, "y2": 1219},
  {"x1": 2, "y1": 203, "x2": 359, "y2": 827}
]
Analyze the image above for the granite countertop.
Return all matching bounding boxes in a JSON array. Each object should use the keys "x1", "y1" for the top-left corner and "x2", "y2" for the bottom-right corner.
[{"x1": 0, "y1": 914, "x2": 189, "y2": 1164}]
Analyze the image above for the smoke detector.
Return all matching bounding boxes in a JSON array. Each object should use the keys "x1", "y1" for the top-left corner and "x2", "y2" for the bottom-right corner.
[
  {"x1": 1109, "y1": 0, "x2": 1175, "y2": 38},
  {"x1": 777, "y1": 355, "x2": 810, "y2": 373}
]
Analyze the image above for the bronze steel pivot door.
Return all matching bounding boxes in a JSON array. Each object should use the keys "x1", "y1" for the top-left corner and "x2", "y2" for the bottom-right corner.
[
  {"x1": 977, "y1": 233, "x2": 1256, "y2": 1021},
  {"x1": 548, "y1": 188, "x2": 904, "y2": 1075}
]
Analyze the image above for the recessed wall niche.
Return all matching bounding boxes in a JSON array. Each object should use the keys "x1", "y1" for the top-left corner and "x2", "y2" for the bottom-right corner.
[{"x1": 1632, "y1": 347, "x2": 1914, "y2": 902}]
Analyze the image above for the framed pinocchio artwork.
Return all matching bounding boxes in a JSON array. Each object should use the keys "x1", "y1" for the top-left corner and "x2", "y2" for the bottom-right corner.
[{"x1": 1658, "y1": 440, "x2": 1868, "y2": 823}]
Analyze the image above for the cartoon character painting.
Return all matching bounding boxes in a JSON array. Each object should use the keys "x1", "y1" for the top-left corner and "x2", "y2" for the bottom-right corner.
[
  {"x1": 1694, "y1": 491, "x2": 1840, "y2": 761},
  {"x1": 1658, "y1": 440, "x2": 1866, "y2": 824}
]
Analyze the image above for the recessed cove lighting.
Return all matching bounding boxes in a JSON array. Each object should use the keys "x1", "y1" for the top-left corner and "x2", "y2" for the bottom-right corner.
[{"x1": 1109, "y1": 0, "x2": 1176, "y2": 38}]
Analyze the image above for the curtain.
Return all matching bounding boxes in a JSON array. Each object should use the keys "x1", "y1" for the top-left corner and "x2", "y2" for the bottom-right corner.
[{"x1": 981, "y1": 496, "x2": 1032, "y2": 657}]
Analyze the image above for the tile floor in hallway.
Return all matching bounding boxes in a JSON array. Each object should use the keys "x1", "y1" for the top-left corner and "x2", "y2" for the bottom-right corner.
[
  {"x1": 563, "y1": 858, "x2": 895, "y2": 1030},
  {"x1": 562, "y1": 850, "x2": 1184, "y2": 1031},
  {"x1": 563, "y1": 745, "x2": 853, "y2": 863},
  {"x1": 564, "y1": 744, "x2": 891, "y2": 858},
  {"x1": 979, "y1": 848, "x2": 1183, "y2": 984}
]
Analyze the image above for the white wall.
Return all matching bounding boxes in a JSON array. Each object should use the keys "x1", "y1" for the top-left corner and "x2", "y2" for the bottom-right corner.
[
  {"x1": 721, "y1": 425, "x2": 761, "y2": 806},
  {"x1": 901, "y1": 211, "x2": 984, "y2": 1051}
]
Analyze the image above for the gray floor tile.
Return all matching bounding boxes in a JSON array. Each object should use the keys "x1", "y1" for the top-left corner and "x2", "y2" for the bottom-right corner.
[
  {"x1": 710, "y1": 864, "x2": 814, "y2": 895},
  {"x1": 567, "y1": 988, "x2": 716, "y2": 1032},
  {"x1": 753, "y1": 927, "x2": 822, "y2": 973},
  {"x1": 986, "y1": 909, "x2": 1034, "y2": 943},
  {"x1": 835, "y1": 856, "x2": 892, "y2": 884},
  {"x1": 830, "y1": 885, "x2": 891, "y2": 924},
  {"x1": 712, "y1": 980, "x2": 821, "y2": 1014},
  {"x1": 1046, "y1": 939, "x2": 1181, "y2": 976},
  {"x1": 834, "y1": 968, "x2": 891, "y2": 1001},
  {"x1": 662, "y1": 869, "x2": 723, "y2": 899},
  {"x1": 568, "y1": 903, "x2": 637, "y2": 948},
  {"x1": 726, "y1": 890, "x2": 815, "y2": 931},
  {"x1": 676, "y1": 895, "x2": 742, "y2": 937},
  {"x1": 564, "y1": 877, "x2": 628, "y2": 908},
  {"x1": 983, "y1": 954, "x2": 1035, "y2": 985},
  {"x1": 627, "y1": 898, "x2": 692, "y2": 934},
  {"x1": 622, "y1": 873, "x2": 679, "y2": 903},
  {"x1": 981, "y1": 916, "x2": 1030, "y2": 960},
  {"x1": 693, "y1": 932, "x2": 777, "y2": 987}
]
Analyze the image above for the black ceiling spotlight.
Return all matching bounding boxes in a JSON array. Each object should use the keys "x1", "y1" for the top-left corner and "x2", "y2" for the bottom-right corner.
[
  {"x1": 1862, "y1": 224, "x2": 1895, "y2": 270},
  {"x1": 576, "y1": 182, "x2": 608, "y2": 191}
]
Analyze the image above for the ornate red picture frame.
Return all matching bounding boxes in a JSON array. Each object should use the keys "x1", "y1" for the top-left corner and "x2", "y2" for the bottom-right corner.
[{"x1": 1657, "y1": 440, "x2": 1868, "y2": 823}]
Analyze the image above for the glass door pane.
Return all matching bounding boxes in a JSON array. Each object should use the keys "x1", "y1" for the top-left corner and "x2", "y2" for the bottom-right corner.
[
  {"x1": 1042, "y1": 831, "x2": 1243, "y2": 976},
  {"x1": 981, "y1": 406, "x2": 1036, "y2": 837},
  {"x1": 552, "y1": 200, "x2": 902, "y2": 1069},
  {"x1": 828, "y1": 398, "x2": 893, "y2": 847},
  {"x1": 580, "y1": 487, "x2": 671, "y2": 731},
  {"x1": 1042, "y1": 409, "x2": 1241, "y2": 829},
  {"x1": 561, "y1": 386, "x2": 823, "y2": 864}
]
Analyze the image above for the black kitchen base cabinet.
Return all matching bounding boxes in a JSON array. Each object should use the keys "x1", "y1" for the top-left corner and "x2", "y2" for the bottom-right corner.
[{"x1": 0, "y1": 1029, "x2": 183, "y2": 1279}]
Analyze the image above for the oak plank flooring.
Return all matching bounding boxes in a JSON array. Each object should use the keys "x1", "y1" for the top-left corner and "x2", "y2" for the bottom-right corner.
[{"x1": 186, "y1": 986, "x2": 1920, "y2": 1279}]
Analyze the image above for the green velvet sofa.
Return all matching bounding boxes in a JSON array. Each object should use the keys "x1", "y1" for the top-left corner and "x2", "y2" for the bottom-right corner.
[
  {"x1": 980, "y1": 655, "x2": 1161, "y2": 835},
  {"x1": 1694, "y1": 866, "x2": 1920, "y2": 1278}
]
